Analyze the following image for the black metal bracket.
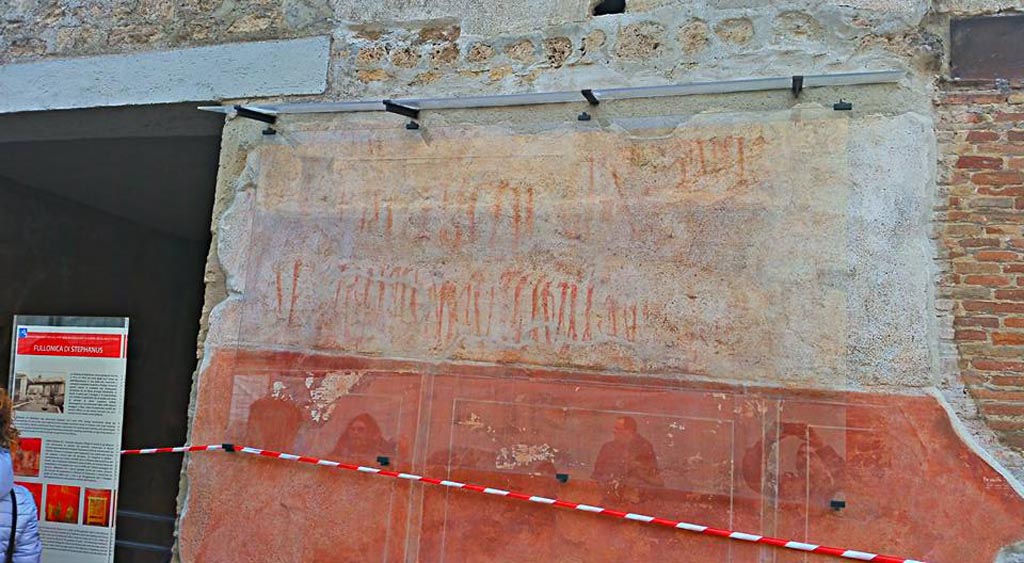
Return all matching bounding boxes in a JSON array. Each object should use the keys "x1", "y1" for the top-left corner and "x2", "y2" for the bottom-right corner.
[
  {"x1": 829, "y1": 499, "x2": 846, "y2": 511},
  {"x1": 222, "y1": 443, "x2": 236, "y2": 453},
  {"x1": 791, "y1": 75, "x2": 804, "y2": 98},
  {"x1": 581, "y1": 89, "x2": 600, "y2": 106},
  {"x1": 555, "y1": 473, "x2": 569, "y2": 483},
  {"x1": 577, "y1": 112, "x2": 592, "y2": 121},
  {"x1": 376, "y1": 455, "x2": 391, "y2": 467},
  {"x1": 383, "y1": 100, "x2": 420, "y2": 120},
  {"x1": 233, "y1": 105, "x2": 277, "y2": 125},
  {"x1": 833, "y1": 99, "x2": 853, "y2": 111}
]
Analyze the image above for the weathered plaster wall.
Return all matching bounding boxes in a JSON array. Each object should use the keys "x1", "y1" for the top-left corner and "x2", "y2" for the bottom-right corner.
[{"x1": 205, "y1": 110, "x2": 936, "y2": 388}]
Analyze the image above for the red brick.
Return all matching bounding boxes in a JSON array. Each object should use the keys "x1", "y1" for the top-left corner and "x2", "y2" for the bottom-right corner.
[
  {"x1": 1007, "y1": 265, "x2": 1024, "y2": 273},
  {"x1": 993, "y1": 332, "x2": 1024, "y2": 345},
  {"x1": 960, "y1": 238, "x2": 1002, "y2": 248},
  {"x1": 995, "y1": 289, "x2": 1024, "y2": 300},
  {"x1": 979, "y1": 402, "x2": 1024, "y2": 416},
  {"x1": 970, "y1": 388, "x2": 1024, "y2": 401},
  {"x1": 955, "y1": 262, "x2": 1002, "y2": 274},
  {"x1": 985, "y1": 226, "x2": 1012, "y2": 234},
  {"x1": 972, "y1": 388, "x2": 1024, "y2": 400},
  {"x1": 967, "y1": 131, "x2": 1000, "y2": 143},
  {"x1": 976, "y1": 250, "x2": 1021, "y2": 261},
  {"x1": 972, "y1": 171, "x2": 1024, "y2": 185},
  {"x1": 998, "y1": 433, "x2": 1024, "y2": 449},
  {"x1": 956, "y1": 329, "x2": 989, "y2": 341},
  {"x1": 946, "y1": 224, "x2": 985, "y2": 237},
  {"x1": 949, "y1": 111, "x2": 986, "y2": 124},
  {"x1": 963, "y1": 275, "x2": 1011, "y2": 286},
  {"x1": 1006, "y1": 318, "x2": 1024, "y2": 328},
  {"x1": 972, "y1": 359, "x2": 1024, "y2": 371},
  {"x1": 985, "y1": 419, "x2": 1024, "y2": 432},
  {"x1": 978, "y1": 143, "x2": 1024, "y2": 155},
  {"x1": 961, "y1": 373, "x2": 989, "y2": 386},
  {"x1": 957, "y1": 156, "x2": 1003, "y2": 169},
  {"x1": 991, "y1": 301, "x2": 1024, "y2": 313},
  {"x1": 978, "y1": 186, "x2": 1024, "y2": 196},
  {"x1": 995, "y1": 112, "x2": 1024, "y2": 122},
  {"x1": 955, "y1": 316, "x2": 1001, "y2": 327},
  {"x1": 1009, "y1": 130, "x2": 1024, "y2": 142},
  {"x1": 1009, "y1": 158, "x2": 1024, "y2": 170},
  {"x1": 991, "y1": 374, "x2": 1024, "y2": 387}
]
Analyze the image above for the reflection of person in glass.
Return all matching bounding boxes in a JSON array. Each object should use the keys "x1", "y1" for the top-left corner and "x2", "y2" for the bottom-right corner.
[
  {"x1": 243, "y1": 396, "x2": 304, "y2": 453},
  {"x1": 742, "y1": 423, "x2": 844, "y2": 507},
  {"x1": 592, "y1": 416, "x2": 663, "y2": 505},
  {"x1": 330, "y1": 413, "x2": 394, "y2": 461}
]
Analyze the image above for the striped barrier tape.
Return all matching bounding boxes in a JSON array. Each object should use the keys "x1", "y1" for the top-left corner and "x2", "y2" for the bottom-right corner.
[{"x1": 122, "y1": 443, "x2": 926, "y2": 563}]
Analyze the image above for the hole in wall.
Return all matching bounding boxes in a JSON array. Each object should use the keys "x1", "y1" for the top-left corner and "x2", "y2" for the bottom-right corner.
[{"x1": 593, "y1": 0, "x2": 625, "y2": 16}]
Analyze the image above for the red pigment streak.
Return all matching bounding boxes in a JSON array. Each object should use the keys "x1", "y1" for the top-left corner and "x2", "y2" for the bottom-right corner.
[
  {"x1": 531, "y1": 281, "x2": 540, "y2": 342},
  {"x1": 583, "y1": 285, "x2": 593, "y2": 341},
  {"x1": 512, "y1": 185, "x2": 522, "y2": 241},
  {"x1": 526, "y1": 186, "x2": 535, "y2": 231},
  {"x1": 542, "y1": 281, "x2": 552, "y2": 344},
  {"x1": 737, "y1": 137, "x2": 746, "y2": 183},
  {"x1": 275, "y1": 270, "x2": 283, "y2": 314},
  {"x1": 608, "y1": 297, "x2": 618, "y2": 337},
  {"x1": 288, "y1": 260, "x2": 302, "y2": 326},
  {"x1": 557, "y1": 283, "x2": 568, "y2": 335},
  {"x1": 473, "y1": 286, "x2": 481, "y2": 335},
  {"x1": 569, "y1": 284, "x2": 578, "y2": 341},
  {"x1": 364, "y1": 270, "x2": 372, "y2": 307}
]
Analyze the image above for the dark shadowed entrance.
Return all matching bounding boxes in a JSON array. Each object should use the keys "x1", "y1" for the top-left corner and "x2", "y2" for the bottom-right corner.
[{"x1": 0, "y1": 103, "x2": 222, "y2": 562}]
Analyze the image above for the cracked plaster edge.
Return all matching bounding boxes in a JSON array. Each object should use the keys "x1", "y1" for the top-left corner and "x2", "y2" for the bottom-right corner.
[{"x1": 928, "y1": 386, "x2": 1024, "y2": 499}]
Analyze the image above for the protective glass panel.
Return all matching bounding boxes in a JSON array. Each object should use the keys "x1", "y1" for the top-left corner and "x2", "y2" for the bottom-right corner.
[{"x1": 178, "y1": 113, "x2": 1024, "y2": 563}]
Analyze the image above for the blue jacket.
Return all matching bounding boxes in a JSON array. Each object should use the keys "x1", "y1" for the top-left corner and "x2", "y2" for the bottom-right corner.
[{"x1": 0, "y1": 449, "x2": 41, "y2": 563}]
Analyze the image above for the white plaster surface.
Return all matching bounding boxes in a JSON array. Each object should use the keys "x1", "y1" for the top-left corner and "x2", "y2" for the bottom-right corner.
[{"x1": 0, "y1": 37, "x2": 331, "y2": 114}]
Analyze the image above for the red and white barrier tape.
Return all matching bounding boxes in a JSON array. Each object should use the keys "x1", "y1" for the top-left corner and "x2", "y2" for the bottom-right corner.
[{"x1": 122, "y1": 444, "x2": 925, "y2": 563}]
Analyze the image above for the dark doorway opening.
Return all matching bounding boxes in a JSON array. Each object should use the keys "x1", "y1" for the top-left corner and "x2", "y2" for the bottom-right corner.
[
  {"x1": 0, "y1": 103, "x2": 223, "y2": 562},
  {"x1": 593, "y1": 0, "x2": 626, "y2": 16}
]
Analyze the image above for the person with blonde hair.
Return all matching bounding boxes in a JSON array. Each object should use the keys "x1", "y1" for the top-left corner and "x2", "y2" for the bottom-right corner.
[{"x1": 0, "y1": 389, "x2": 41, "y2": 563}]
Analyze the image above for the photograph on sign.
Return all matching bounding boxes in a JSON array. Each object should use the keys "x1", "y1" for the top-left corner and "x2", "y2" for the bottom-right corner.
[{"x1": 8, "y1": 316, "x2": 128, "y2": 563}]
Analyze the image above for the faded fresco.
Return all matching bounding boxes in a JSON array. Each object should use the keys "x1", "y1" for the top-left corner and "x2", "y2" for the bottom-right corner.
[
  {"x1": 180, "y1": 113, "x2": 1023, "y2": 561},
  {"x1": 180, "y1": 351, "x2": 1024, "y2": 562},
  {"x1": 216, "y1": 112, "x2": 930, "y2": 385}
]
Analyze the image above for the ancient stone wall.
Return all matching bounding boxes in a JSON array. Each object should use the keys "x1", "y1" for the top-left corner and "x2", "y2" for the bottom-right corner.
[{"x1": 3, "y1": 1, "x2": 941, "y2": 98}]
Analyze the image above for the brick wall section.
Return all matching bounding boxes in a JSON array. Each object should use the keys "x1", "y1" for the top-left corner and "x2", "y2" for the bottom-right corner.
[{"x1": 937, "y1": 81, "x2": 1024, "y2": 450}]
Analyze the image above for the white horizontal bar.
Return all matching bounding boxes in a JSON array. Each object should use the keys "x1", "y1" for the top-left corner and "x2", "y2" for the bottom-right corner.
[
  {"x1": 3, "y1": 36, "x2": 330, "y2": 114},
  {"x1": 199, "y1": 70, "x2": 903, "y2": 116}
]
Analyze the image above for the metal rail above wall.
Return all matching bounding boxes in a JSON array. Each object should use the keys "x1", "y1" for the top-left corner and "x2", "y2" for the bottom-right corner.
[{"x1": 198, "y1": 70, "x2": 904, "y2": 118}]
